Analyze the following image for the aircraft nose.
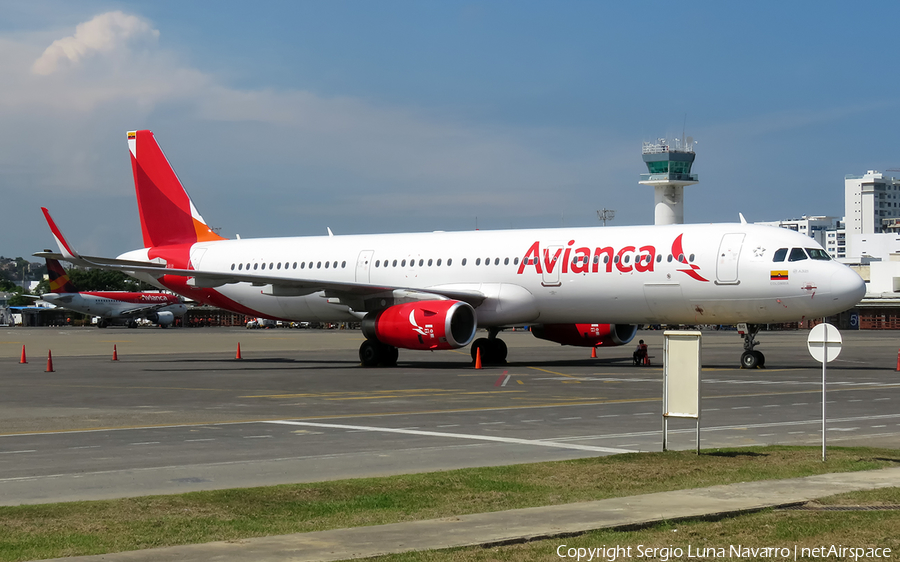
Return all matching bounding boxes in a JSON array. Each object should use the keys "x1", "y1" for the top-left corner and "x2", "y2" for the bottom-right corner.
[{"x1": 830, "y1": 266, "x2": 866, "y2": 308}]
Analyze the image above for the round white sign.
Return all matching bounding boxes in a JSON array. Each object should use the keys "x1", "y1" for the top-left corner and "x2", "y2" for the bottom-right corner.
[{"x1": 807, "y1": 322, "x2": 842, "y2": 363}]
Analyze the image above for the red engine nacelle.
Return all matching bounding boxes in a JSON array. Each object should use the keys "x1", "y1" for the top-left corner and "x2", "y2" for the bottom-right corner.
[
  {"x1": 531, "y1": 323, "x2": 638, "y2": 347},
  {"x1": 361, "y1": 300, "x2": 477, "y2": 350}
]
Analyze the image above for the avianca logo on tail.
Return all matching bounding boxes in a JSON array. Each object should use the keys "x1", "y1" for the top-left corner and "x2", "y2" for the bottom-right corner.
[{"x1": 516, "y1": 234, "x2": 708, "y2": 282}]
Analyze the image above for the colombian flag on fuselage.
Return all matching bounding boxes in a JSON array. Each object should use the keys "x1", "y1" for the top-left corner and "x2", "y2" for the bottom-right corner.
[{"x1": 770, "y1": 270, "x2": 789, "y2": 281}]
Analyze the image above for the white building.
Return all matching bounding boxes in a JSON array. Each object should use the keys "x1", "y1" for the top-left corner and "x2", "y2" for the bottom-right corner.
[
  {"x1": 843, "y1": 171, "x2": 900, "y2": 261},
  {"x1": 755, "y1": 216, "x2": 838, "y2": 247}
]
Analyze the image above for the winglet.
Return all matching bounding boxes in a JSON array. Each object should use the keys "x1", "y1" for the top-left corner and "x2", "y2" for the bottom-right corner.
[
  {"x1": 41, "y1": 207, "x2": 81, "y2": 262},
  {"x1": 739, "y1": 213, "x2": 747, "y2": 225}
]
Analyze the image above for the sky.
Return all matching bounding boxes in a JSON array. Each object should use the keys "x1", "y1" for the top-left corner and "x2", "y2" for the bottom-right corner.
[{"x1": 2, "y1": 1, "x2": 900, "y2": 259}]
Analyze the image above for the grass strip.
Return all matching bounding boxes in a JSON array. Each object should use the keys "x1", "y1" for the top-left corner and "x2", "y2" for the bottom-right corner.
[
  {"x1": 0, "y1": 446, "x2": 897, "y2": 561},
  {"x1": 367, "y1": 488, "x2": 900, "y2": 562}
]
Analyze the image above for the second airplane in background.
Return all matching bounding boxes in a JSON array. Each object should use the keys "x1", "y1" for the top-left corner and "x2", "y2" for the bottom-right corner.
[
  {"x1": 36, "y1": 258, "x2": 186, "y2": 328},
  {"x1": 38, "y1": 130, "x2": 866, "y2": 367}
]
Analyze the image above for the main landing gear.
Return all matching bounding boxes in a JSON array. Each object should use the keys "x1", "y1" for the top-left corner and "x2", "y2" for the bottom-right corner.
[
  {"x1": 470, "y1": 328, "x2": 508, "y2": 365},
  {"x1": 359, "y1": 339, "x2": 399, "y2": 367},
  {"x1": 739, "y1": 324, "x2": 765, "y2": 369}
]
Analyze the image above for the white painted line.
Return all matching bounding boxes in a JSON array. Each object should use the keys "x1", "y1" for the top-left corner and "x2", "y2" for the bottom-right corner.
[
  {"x1": 184, "y1": 439, "x2": 215, "y2": 442},
  {"x1": 874, "y1": 398, "x2": 891, "y2": 401},
  {"x1": 849, "y1": 399, "x2": 863, "y2": 403},
  {"x1": 521, "y1": 420, "x2": 542, "y2": 423},
  {"x1": 262, "y1": 420, "x2": 637, "y2": 454},
  {"x1": 705, "y1": 408, "x2": 720, "y2": 411},
  {"x1": 872, "y1": 425, "x2": 887, "y2": 428},
  {"x1": 731, "y1": 406, "x2": 751, "y2": 410},
  {"x1": 69, "y1": 445, "x2": 101, "y2": 450},
  {"x1": 559, "y1": 417, "x2": 582, "y2": 421},
  {"x1": 633, "y1": 412, "x2": 654, "y2": 416},
  {"x1": 479, "y1": 422, "x2": 505, "y2": 425},
  {"x1": 436, "y1": 424, "x2": 459, "y2": 428},
  {"x1": 792, "y1": 403, "x2": 808, "y2": 406},
  {"x1": 501, "y1": 375, "x2": 510, "y2": 387},
  {"x1": 597, "y1": 414, "x2": 619, "y2": 418},
  {"x1": 130, "y1": 442, "x2": 159, "y2": 446},
  {"x1": 758, "y1": 434, "x2": 775, "y2": 437},
  {"x1": 763, "y1": 405, "x2": 780, "y2": 408},
  {"x1": 243, "y1": 435, "x2": 272, "y2": 439},
  {"x1": 788, "y1": 431, "x2": 805, "y2": 435},
  {"x1": 0, "y1": 450, "x2": 35, "y2": 454}
]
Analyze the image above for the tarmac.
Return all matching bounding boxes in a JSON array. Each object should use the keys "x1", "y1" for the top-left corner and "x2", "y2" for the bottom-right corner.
[{"x1": 41, "y1": 466, "x2": 900, "y2": 562}]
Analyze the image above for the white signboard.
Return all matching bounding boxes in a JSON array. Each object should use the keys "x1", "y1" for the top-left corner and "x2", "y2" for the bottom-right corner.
[{"x1": 807, "y1": 323, "x2": 842, "y2": 363}]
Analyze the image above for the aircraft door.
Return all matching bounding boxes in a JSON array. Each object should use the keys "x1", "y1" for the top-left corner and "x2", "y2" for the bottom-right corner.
[
  {"x1": 356, "y1": 250, "x2": 374, "y2": 283},
  {"x1": 715, "y1": 233, "x2": 745, "y2": 285},
  {"x1": 541, "y1": 244, "x2": 563, "y2": 287}
]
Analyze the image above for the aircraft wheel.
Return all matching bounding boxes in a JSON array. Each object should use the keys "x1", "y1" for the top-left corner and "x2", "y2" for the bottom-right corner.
[
  {"x1": 753, "y1": 350, "x2": 765, "y2": 368},
  {"x1": 740, "y1": 351, "x2": 760, "y2": 369},
  {"x1": 359, "y1": 340, "x2": 381, "y2": 367},
  {"x1": 383, "y1": 345, "x2": 399, "y2": 367},
  {"x1": 127, "y1": 321, "x2": 137, "y2": 329},
  {"x1": 491, "y1": 338, "x2": 508, "y2": 364},
  {"x1": 98, "y1": 319, "x2": 108, "y2": 329},
  {"x1": 471, "y1": 338, "x2": 490, "y2": 363}
]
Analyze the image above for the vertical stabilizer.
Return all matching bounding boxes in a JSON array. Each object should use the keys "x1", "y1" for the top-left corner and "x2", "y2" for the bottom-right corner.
[
  {"x1": 45, "y1": 258, "x2": 80, "y2": 293},
  {"x1": 128, "y1": 130, "x2": 225, "y2": 248}
]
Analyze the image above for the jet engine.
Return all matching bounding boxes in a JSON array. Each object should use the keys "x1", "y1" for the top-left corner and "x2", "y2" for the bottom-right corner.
[
  {"x1": 361, "y1": 300, "x2": 477, "y2": 350},
  {"x1": 147, "y1": 310, "x2": 176, "y2": 327},
  {"x1": 531, "y1": 323, "x2": 638, "y2": 347}
]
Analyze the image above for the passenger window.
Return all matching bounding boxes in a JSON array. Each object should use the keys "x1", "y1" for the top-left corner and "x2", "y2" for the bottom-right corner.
[
  {"x1": 418, "y1": 259, "x2": 424, "y2": 267},
  {"x1": 393, "y1": 259, "x2": 398, "y2": 267},
  {"x1": 624, "y1": 255, "x2": 630, "y2": 264},
  {"x1": 689, "y1": 254, "x2": 695, "y2": 262},
  {"x1": 237, "y1": 264, "x2": 241, "y2": 270},
  {"x1": 293, "y1": 262, "x2": 297, "y2": 269},
  {"x1": 788, "y1": 248, "x2": 808, "y2": 262},
  {"x1": 504, "y1": 257, "x2": 509, "y2": 265},
  {"x1": 375, "y1": 260, "x2": 380, "y2": 267},
  {"x1": 448, "y1": 258, "x2": 453, "y2": 266},
  {"x1": 806, "y1": 248, "x2": 831, "y2": 260},
  {"x1": 514, "y1": 257, "x2": 518, "y2": 265},
  {"x1": 334, "y1": 261, "x2": 339, "y2": 268},
  {"x1": 773, "y1": 248, "x2": 787, "y2": 262},
  {"x1": 476, "y1": 258, "x2": 481, "y2": 265},
  {"x1": 401, "y1": 259, "x2": 406, "y2": 266},
  {"x1": 462, "y1": 258, "x2": 467, "y2": 266},
  {"x1": 254, "y1": 263, "x2": 258, "y2": 270},
  {"x1": 270, "y1": 263, "x2": 274, "y2": 269},
  {"x1": 437, "y1": 259, "x2": 442, "y2": 266},
  {"x1": 277, "y1": 263, "x2": 281, "y2": 270},
  {"x1": 300, "y1": 262, "x2": 305, "y2": 269},
  {"x1": 656, "y1": 255, "x2": 662, "y2": 263},
  {"x1": 317, "y1": 261, "x2": 322, "y2": 268},
  {"x1": 428, "y1": 259, "x2": 433, "y2": 266},
  {"x1": 667, "y1": 255, "x2": 672, "y2": 263},
  {"x1": 325, "y1": 261, "x2": 330, "y2": 268}
]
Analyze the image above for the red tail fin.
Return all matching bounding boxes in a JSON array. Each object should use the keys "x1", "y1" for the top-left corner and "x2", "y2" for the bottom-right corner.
[
  {"x1": 127, "y1": 130, "x2": 225, "y2": 248},
  {"x1": 45, "y1": 258, "x2": 80, "y2": 293}
]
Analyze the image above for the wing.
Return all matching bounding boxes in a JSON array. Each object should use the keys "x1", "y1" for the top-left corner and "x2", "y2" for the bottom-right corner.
[{"x1": 36, "y1": 210, "x2": 486, "y2": 311}]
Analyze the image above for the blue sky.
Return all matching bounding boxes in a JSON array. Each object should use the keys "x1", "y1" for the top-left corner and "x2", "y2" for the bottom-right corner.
[{"x1": 2, "y1": 1, "x2": 899, "y2": 259}]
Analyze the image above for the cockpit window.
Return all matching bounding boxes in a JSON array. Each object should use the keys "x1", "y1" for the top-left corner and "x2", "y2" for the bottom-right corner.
[
  {"x1": 806, "y1": 248, "x2": 831, "y2": 260},
  {"x1": 788, "y1": 248, "x2": 808, "y2": 262},
  {"x1": 773, "y1": 248, "x2": 787, "y2": 262}
]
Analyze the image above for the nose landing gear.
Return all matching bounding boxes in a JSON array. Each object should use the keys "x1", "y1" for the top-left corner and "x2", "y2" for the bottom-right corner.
[{"x1": 738, "y1": 323, "x2": 765, "y2": 369}]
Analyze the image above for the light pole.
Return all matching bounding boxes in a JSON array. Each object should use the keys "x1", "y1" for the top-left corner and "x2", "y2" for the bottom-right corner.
[{"x1": 597, "y1": 208, "x2": 616, "y2": 227}]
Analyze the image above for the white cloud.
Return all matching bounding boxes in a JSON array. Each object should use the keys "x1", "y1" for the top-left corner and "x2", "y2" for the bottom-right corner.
[{"x1": 32, "y1": 11, "x2": 159, "y2": 75}]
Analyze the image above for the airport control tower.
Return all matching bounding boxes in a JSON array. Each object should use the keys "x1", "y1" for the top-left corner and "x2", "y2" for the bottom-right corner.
[{"x1": 640, "y1": 137, "x2": 698, "y2": 225}]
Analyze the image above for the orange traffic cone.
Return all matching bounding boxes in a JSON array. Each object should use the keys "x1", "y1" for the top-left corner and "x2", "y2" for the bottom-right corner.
[
  {"x1": 474, "y1": 347, "x2": 483, "y2": 369},
  {"x1": 45, "y1": 350, "x2": 54, "y2": 373},
  {"x1": 591, "y1": 346, "x2": 597, "y2": 358},
  {"x1": 896, "y1": 349, "x2": 899, "y2": 372},
  {"x1": 19, "y1": 345, "x2": 27, "y2": 364},
  {"x1": 235, "y1": 343, "x2": 243, "y2": 360},
  {"x1": 112, "y1": 345, "x2": 118, "y2": 361}
]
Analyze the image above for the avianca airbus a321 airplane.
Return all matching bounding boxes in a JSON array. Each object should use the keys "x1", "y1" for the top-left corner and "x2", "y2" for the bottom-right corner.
[
  {"x1": 36, "y1": 258, "x2": 187, "y2": 328},
  {"x1": 37, "y1": 130, "x2": 865, "y2": 368}
]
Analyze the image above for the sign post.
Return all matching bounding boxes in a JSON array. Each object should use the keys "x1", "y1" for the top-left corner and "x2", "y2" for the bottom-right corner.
[
  {"x1": 806, "y1": 323, "x2": 842, "y2": 462},
  {"x1": 663, "y1": 331, "x2": 702, "y2": 453}
]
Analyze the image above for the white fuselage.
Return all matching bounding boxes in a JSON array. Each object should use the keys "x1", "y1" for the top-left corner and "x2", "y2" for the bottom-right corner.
[{"x1": 118, "y1": 222, "x2": 864, "y2": 327}]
